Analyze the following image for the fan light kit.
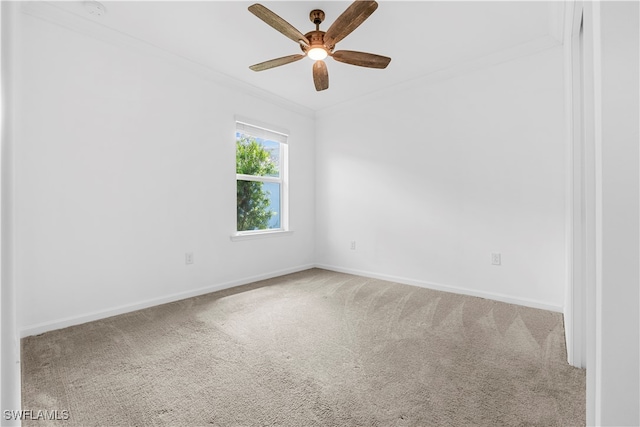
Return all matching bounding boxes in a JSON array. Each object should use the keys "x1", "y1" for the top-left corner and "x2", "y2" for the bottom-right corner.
[
  {"x1": 307, "y1": 48, "x2": 328, "y2": 61},
  {"x1": 248, "y1": 1, "x2": 391, "y2": 91}
]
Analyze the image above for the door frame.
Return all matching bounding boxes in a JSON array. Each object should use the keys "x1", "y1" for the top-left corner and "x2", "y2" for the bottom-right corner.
[{"x1": 564, "y1": 1, "x2": 598, "y2": 424}]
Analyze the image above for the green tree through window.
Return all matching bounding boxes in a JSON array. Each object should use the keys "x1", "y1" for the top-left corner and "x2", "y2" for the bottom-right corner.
[{"x1": 236, "y1": 135, "x2": 279, "y2": 231}]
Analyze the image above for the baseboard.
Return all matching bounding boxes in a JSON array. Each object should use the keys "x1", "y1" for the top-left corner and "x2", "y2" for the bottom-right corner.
[
  {"x1": 20, "y1": 262, "x2": 563, "y2": 337},
  {"x1": 315, "y1": 264, "x2": 564, "y2": 313},
  {"x1": 19, "y1": 264, "x2": 315, "y2": 338}
]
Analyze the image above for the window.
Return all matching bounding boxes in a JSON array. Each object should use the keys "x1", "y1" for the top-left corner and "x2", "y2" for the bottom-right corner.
[{"x1": 235, "y1": 120, "x2": 288, "y2": 234}]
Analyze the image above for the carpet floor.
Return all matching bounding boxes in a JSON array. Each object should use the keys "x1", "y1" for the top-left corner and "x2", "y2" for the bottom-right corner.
[{"x1": 21, "y1": 268, "x2": 585, "y2": 426}]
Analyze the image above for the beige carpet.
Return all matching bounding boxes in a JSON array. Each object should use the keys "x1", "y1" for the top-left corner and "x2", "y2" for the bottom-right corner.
[{"x1": 21, "y1": 269, "x2": 585, "y2": 426}]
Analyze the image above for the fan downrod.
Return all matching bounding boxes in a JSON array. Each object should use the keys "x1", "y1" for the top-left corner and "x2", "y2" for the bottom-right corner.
[{"x1": 302, "y1": 9, "x2": 328, "y2": 55}]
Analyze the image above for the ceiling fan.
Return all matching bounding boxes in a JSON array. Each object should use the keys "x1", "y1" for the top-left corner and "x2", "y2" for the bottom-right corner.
[{"x1": 248, "y1": 1, "x2": 391, "y2": 91}]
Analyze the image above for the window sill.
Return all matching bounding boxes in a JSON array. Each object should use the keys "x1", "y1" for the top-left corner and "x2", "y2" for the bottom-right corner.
[{"x1": 230, "y1": 230, "x2": 293, "y2": 242}]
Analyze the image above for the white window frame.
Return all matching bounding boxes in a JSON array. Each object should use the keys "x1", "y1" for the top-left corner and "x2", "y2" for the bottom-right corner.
[{"x1": 232, "y1": 117, "x2": 290, "y2": 240}]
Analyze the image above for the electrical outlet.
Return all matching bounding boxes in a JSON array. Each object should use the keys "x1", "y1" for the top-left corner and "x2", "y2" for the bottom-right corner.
[
  {"x1": 350, "y1": 241, "x2": 356, "y2": 250},
  {"x1": 491, "y1": 252, "x2": 501, "y2": 266},
  {"x1": 185, "y1": 252, "x2": 194, "y2": 265}
]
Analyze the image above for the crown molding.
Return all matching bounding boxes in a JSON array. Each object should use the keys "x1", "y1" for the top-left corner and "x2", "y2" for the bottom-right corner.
[
  {"x1": 19, "y1": 1, "x2": 564, "y2": 120},
  {"x1": 19, "y1": 1, "x2": 316, "y2": 119},
  {"x1": 316, "y1": 34, "x2": 562, "y2": 118}
]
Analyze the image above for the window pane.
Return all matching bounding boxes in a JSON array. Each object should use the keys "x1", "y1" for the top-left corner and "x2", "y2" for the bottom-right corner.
[
  {"x1": 236, "y1": 132, "x2": 280, "y2": 177},
  {"x1": 237, "y1": 180, "x2": 281, "y2": 231},
  {"x1": 264, "y1": 182, "x2": 281, "y2": 229}
]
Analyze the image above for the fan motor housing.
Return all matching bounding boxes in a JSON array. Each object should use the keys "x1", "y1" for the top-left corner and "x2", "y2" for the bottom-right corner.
[{"x1": 301, "y1": 30, "x2": 331, "y2": 54}]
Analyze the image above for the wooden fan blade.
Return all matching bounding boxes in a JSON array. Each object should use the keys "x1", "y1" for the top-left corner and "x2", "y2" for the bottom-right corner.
[
  {"x1": 332, "y1": 50, "x2": 391, "y2": 69},
  {"x1": 248, "y1": 4, "x2": 310, "y2": 46},
  {"x1": 323, "y1": 1, "x2": 378, "y2": 49},
  {"x1": 313, "y1": 61, "x2": 329, "y2": 91},
  {"x1": 250, "y1": 54, "x2": 306, "y2": 71}
]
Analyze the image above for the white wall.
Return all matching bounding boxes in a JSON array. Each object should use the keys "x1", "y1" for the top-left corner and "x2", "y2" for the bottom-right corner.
[
  {"x1": 15, "y1": 11, "x2": 316, "y2": 335},
  {"x1": 316, "y1": 46, "x2": 566, "y2": 311},
  {"x1": 592, "y1": 1, "x2": 640, "y2": 425}
]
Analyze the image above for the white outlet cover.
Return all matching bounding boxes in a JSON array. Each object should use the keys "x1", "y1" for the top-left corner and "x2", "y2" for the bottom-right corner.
[{"x1": 491, "y1": 253, "x2": 501, "y2": 265}]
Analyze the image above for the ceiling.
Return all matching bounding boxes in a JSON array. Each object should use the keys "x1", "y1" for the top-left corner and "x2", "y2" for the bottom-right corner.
[{"x1": 40, "y1": 1, "x2": 563, "y2": 111}]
